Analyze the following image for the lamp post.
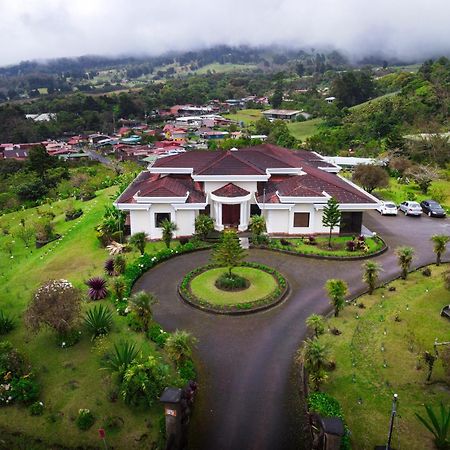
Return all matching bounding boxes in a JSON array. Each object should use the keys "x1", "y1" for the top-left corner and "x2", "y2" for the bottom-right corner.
[{"x1": 375, "y1": 394, "x2": 398, "y2": 450}]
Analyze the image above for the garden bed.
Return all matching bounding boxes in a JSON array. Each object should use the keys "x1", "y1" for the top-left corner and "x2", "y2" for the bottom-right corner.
[
  {"x1": 179, "y1": 262, "x2": 289, "y2": 314},
  {"x1": 311, "y1": 264, "x2": 450, "y2": 449},
  {"x1": 255, "y1": 235, "x2": 387, "y2": 260}
]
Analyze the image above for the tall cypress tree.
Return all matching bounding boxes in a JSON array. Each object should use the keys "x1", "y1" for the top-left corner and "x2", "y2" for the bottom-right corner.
[{"x1": 322, "y1": 197, "x2": 341, "y2": 248}]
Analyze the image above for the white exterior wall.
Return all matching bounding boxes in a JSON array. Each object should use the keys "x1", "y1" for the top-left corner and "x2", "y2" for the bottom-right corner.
[
  {"x1": 265, "y1": 209, "x2": 290, "y2": 234},
  {"x1": 130, "y1": 210, "x2": 152, "y2": 236},
  {"x1": 203, "y1": 181, "x2": 257, "y2": 195},
  {"x1": 175, "y1": 210, "x2": 196, "y2": 237}
]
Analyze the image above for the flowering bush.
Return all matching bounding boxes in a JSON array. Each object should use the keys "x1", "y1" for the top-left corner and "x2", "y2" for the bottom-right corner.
[
  {"x1": 147, "y1": 324, "x2": 170, "y2": 348},
  {"x1": 25, "y1": 280, "x2": 81, "y2": 338}
]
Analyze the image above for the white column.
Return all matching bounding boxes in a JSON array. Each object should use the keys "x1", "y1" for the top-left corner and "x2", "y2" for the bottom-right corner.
[
  {"x1": 238, "y1": 201, "x2": 249, "y2": 231},
  {"x1": 214, "y1": 201, "x2": 224, "y2": 231}
]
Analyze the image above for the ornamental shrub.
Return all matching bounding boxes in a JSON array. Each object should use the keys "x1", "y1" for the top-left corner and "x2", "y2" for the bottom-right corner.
[
  {"x1": 11, "y1": 377, "x2": 40, "y2": 404},
  {"x1": 29, "y1": 401, "x2": 45, "y2": 416},
  {"x1": 76, "y1": 408, "x2": 95, "y2": 431},
  {"x1": 215, "y1": 272, "x2": 249, "y2": 290},
  {"x1": 147, "y1": 323, "x2": 170, "y2": 348},
  {"x1": 0, "y1": 310, "x2": 15, "y2": 335},
  {"x1": 178, "y1": 359, "x2": 196, "y2": 384}
]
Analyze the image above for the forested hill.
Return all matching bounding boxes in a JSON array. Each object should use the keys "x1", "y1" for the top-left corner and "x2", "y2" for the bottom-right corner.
[{"x1": 307, "y1": 57, "x2": 450, "y2": 156}]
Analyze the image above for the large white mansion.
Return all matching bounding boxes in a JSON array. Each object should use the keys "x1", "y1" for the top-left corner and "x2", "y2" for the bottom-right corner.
[{"x1": 115, "y1": 144, "x2": 379, "y2": 239}]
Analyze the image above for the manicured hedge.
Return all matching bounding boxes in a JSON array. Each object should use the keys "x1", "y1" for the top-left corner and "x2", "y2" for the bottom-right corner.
[{"x1": 180, "y1": 262, "x2": 287, "y2": 313}]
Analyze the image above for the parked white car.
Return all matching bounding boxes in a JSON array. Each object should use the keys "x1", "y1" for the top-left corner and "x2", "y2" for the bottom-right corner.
[
  {"x1": 376, "y1": 201, "x2": 398, "y2": 216},
  {"x1": 398, "y1": 201, "x2": 423, "y2": 216}
]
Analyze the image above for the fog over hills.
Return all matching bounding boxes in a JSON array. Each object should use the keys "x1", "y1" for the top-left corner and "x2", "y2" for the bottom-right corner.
[{"x1": 1, "y1": 0, "x2": 450, "y2": 66}]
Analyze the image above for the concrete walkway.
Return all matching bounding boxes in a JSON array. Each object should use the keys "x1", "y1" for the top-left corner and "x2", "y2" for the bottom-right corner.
[{"x1": 133, "y1": 212, "x2": 449, "y2": 450}]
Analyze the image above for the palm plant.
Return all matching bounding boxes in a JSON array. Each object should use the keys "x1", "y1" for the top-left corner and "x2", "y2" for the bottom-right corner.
[
  {"x1": 305, "y1": 314, "x2": 325, "y2": 338},
  {"x1": 165, "y1": 330, "x2": 198, "y2": 367},
  {"x1": 300, "y1": 338, "x2": 330, "y2": 391},
  {"x1": 362, "y1": 261, "x2": 383, "y2": 295},
  {"x1": 129, "y1": 232, "x2": 147, "y2": 255},
  {"x1": 160, "y1": 219, "x2": 177, "y2": 249},
  {"x1": 415, "y1": 403, "x2": 450, "y2": 449},
  {"x1": 431, "y1": 235, "x2": 450, "y2": 266},
  {"x1": 396, "y1": 246, "x2": 415, "y2": 279},
  {"x1": 102, "y1": 340, "x2": 140, "y2": 380},
  {"x1": 128, "y1": 291, "x2": 157, "y2": 331},
  {"x1": 84, "y1": 304, "x2": 113, "y2": 340},
  {"x1": 325, "y1": 279, "x2": 348, "y2": 317},
  {"x1": 194, "y1": 214, "x2": 214, "y2": 240},
  {"x1": 86, "y1": 277, "x2": 108, "y2": 300},
  {"x1": 249, "y1": 215, "x2": 266, "y2": 237}
]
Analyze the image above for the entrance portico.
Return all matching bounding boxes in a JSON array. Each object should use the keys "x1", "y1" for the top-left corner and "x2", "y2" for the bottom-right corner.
[{"x1": 210, "y1": 183, "x2": 252, "y2": 232}]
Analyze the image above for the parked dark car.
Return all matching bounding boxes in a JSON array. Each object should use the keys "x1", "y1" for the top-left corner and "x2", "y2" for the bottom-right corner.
[{"x1": 420, "y1": 200, "x2": 447, "y2": 217}]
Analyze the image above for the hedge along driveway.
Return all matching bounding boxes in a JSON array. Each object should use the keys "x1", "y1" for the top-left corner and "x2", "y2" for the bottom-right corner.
[{"x1": 133, "y1": 211, "x2": 450, "y2": 450}]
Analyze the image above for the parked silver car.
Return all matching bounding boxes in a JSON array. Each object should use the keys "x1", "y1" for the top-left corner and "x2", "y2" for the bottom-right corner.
[{"x1": 398, "y1": 201, "x2": 423, "y2": 216}]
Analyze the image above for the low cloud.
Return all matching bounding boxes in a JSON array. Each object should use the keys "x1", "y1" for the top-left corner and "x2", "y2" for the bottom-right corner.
[{"x1": 1, "y1": 0, "x2": 449, "y2": 65}]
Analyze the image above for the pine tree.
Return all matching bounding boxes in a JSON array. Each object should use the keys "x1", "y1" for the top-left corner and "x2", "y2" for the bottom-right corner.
[
  {"x1": 322, "y1": 197, "x2": 341, "y2": 248},
  {"x1": 212, "y1": 230, "x2": 246, "y2": 276}
]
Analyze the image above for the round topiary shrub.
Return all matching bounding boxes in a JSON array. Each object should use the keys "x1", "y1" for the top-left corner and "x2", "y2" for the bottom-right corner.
[
  {"x1": 29, "y1": 401, "x2": 45, "y2": 416},
  {"x1": 215, "y1": 272, "x2": 249, "y2": 291}
]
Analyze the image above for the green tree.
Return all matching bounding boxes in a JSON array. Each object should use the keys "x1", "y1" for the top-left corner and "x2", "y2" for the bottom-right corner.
[
  {"x1": 395, "y1": 246, "x2": 415, "y2": 279},
  {"x1": 128, "y1": 291, "x2": 157, "y2": 332},
  {"x1": 300, "y1": 338, "x2": 330, "y2": 391},
  {"x1": 165, "y1": 330, "x2": 198, "y2": 367},
  {"x1": 415, "y1": 403, "x2": 450, "y2": 449},
  {"x1": 254, "y1": 117, "x2": 273, "y2": 136},
  {"x1": 322, "y1": 197, "x2": 341, "y2": 248},
  {"x1": 306, "y1": 314, "x2": 326, "y2": 338},
  {"x1": 249, "y1": 214, "x2": 266, "y2": 243},
  {"x1": 325, "y1": 279, "x2": 348, "y2": 317},
  {"x1": 160, "y1": 219, "x2": 177, "y2": 249},
  {"x1": 352, "y1": 164, "x2": 389, "y2": 193},
  {"x1": 195, "y1": 214, "x2": 214, "y2": 240},
  {"x1": 271, "y1": 83, "x2": 283, "y2": 108},
  {"x1": 212, "y1": 229, "x2": 246, "y2": 276},
  {"x1": 431, "y1": 235, "x2": 450, "y2": 266},
  {"x1": 15, "y1": 225, "x2": 35, "y2": 248},
  {"x1": 362, "y1": 261, "x2": 383, "y2": 295},
  {"x1": 27, "y1": 145, "x2": 55, "y2": 177},
  {"x1": 129, "y1": 232, "x2": 147, "y2": 255}
]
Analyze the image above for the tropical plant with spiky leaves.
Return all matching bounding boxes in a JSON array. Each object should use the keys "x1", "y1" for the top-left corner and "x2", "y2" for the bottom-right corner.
[
  {"x1": 113, "y1": 254, "x2": 126, "y2": 275},
  {"x1": 325, "y1": 279, "x2": 348, "y2": 317},
  {"x1": 102, "y1": 341, "x2": 140, "y2": 380},
  {"x1": 112, "y1": 277, "x2": 126, "y2": 301},
  {"x1": 128, "y1": 291, "x2": 157, "y2": 332},
  {"x1": 362, "y1": 261, "x2": 383, "y2": 294},
  {"x1": 195, "y1": 214, "x2": 214, "y2": 240},
  {"x1": 431, "y1": 235, "x2": 450, "y2": 266},
  {"x1": 395, "y1": 246, "x2": 415, "y2": 279},
  {"x1": 129, "y1": 232, "x2": 147, "y2": 255},
  {"x1": 86, "y1": 277, "x2": 108, "y2": 300},
  {"x1": 84, "y1": 305, "x2": 113, "y2": 340},
  {"x1": 165, "y1": 330, "x2": 198, "y2": 367},
  {"x1": 104, "y1": 258, "x2": 115, "y2": 276},
  {"x1": 249, "y1": 214, "x2": 266, "y2": 237},
  {"x1": 299, "y1": 338, "x2": 330, "y2": 391},
  {"x1": 415, "y1": 403, "x2": 450, "y2": 449},
  {"x1": 0, "y1": 310, "x2": 15, "y2": 335},
  {"x1": 306, "y1": 314, "x2": 326, "y2": 338}
]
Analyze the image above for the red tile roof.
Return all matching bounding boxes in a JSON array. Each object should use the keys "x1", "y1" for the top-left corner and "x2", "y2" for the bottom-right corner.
[{"x1": 212, "y1": 183, "x2": 250, "y2": 198}]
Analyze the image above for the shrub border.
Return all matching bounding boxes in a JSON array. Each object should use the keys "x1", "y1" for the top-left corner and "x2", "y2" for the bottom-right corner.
[
  {"x1": 178, "y1": 262, "x2": 289, "y2": 315},
  {"x1": 251, "y1": 235, "x2": 388, "y2": 261}
]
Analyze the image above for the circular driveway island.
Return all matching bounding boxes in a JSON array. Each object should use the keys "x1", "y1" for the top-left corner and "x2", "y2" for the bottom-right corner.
[{"x1": 133, "y1": 212, "x2": 449, "y2": 450}]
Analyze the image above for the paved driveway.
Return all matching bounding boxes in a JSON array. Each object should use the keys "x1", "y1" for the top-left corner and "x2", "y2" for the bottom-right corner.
[{"x1": 134, "y1": 212, "x2": 449, "y2": 450}]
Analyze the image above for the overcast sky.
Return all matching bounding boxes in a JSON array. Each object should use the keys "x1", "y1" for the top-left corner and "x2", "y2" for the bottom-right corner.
[{"x1": 1, "y1": 0, "x2": 450, "y2": 66}]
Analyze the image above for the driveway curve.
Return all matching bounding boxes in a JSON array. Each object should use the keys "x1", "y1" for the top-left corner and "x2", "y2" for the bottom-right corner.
[{"x1": 133, "y1": 212, "x2": 449, "y2": 450}]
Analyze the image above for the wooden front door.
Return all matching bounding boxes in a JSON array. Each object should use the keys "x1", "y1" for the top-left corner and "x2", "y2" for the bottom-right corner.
[{"x1": 222, "y1": 204, "x2": 240, "y2": 226}]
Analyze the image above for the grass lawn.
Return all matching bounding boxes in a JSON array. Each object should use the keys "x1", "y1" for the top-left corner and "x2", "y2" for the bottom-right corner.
[
  {"x1": 287, "y1": 118, "x2": 324, "y2": 141},
  {"x1": 375, "y1": 176, "x2": 450, "y2": 209},
  {"x1": 0, "y1": 188, "x2": 181, "y2": 448},
  {"x1": 271, "y1": 236, "x2": 383, "y2": 257},
  {"x1": 194, "y1": 63, "x2": 257, "y2": 75},
  {"x1": 318, "y1": 265, "x2": 450, "y2": 449},
  {"x1": 223, "y1": 108, "x2": 263, "y2": 124},
  {"x1": 189, "y1": 267, "x2": 277, "y2": 305}
]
